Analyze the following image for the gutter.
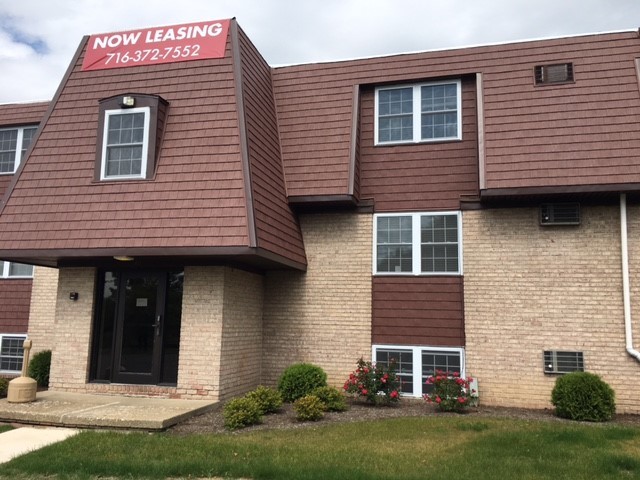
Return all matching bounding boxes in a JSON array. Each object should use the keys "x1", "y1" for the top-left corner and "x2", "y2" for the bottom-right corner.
[{"x1": 619, "y1": 193, "x2": 640, "y2": 361}]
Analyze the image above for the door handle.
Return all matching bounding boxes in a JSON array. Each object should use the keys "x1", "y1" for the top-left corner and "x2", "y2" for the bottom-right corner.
[{"x1": 153, "y1": 314, "x2": 162, "y2": 336}]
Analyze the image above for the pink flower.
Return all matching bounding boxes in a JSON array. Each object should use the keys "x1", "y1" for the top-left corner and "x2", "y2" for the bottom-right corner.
[
  {"x1": 457, "y1": 397, "x2": 466, "y2": 403},
  {"x1": 453, "y1": 371, "x2": 460, "y2": 377},
  {"x1": 435, "y1": 396, "x2": 442, "y2": 404},
  {"x1": 361, "y1": 389, "x2": 368, "y2": 395},
  {"x1": 390, "y1": 390, "x2": 398, "y2": 399}
]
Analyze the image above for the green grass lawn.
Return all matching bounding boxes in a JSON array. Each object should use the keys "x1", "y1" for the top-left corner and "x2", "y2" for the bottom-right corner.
[
  {"x1": 0, "y1": 425, "x2": 12, "y2": 434},
  {"x1": 0, "y1": 416, "x2": 639, "y2": 479}
]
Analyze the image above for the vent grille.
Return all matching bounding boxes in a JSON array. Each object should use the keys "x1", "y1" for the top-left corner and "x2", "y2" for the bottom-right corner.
[
  {"x1": 534, "y1": 63, "x2": 574, "y2": 85},
  {"x1": 540, "y1": 203, "x2": 580, "y2": 226},
  {"x1": 544, "y1": 351, "x2": 584, "y2": 374}
]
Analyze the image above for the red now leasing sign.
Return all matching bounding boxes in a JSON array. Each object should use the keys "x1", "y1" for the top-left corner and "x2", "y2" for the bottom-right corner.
[{"x1": 81, "y1": 19, "x2": 230, "y2": 71}]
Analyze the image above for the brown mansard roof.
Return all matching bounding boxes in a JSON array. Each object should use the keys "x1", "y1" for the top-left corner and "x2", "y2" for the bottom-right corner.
[
  {"x1": 0, "y1": 20, "x2": 305, "y2": 269},
  {"x1": 272, "y1": 30, "x2": 640, "y2": 197}
]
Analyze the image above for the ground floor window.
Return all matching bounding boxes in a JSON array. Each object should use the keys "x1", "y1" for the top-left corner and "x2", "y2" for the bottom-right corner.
[
  {"x1": 0, "y1": 334, "x2": 27, "y2": 374},
  {"x1": 373, "y1": 345, "x2": 465, "y2": 397}
]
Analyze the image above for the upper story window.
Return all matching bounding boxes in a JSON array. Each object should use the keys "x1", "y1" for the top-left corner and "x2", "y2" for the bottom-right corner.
[
  {"x1": 0, "y1": 125, "x2": 38, "y2": 174},
  {"x1": 374, "y1": 212, "x2": 462, "y2": 275},
  {"x1": 375, "y1": 80, "x2": 462, "y2": 145},
  {"x1": 95, "y1": 94, "x2": 168, "y2": 182},
  {"x1": 0, "y1": 261, "x2": 34, "y2": 279},
  {"x1": 101, "y1": 107, "x2": 150, "y2": 180}
]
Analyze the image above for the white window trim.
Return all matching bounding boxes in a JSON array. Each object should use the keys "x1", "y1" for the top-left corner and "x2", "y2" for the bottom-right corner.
[
  {"x1": 372, "y1": 344, "x2": 466, "y2": 398},
  {"x1": 373, "y1": 211, "x2": 463, "y2": 276},
  {"x1": 374, "y1": 79, "x2": 462, "y2": 145},
  {"x1": 0, "y1": 333, "x2": 27, "y2": 374},
  {"x1": 0, "y1": 261, "x2": 34, "y2": 279},
  {"x1": 0, "y1": 126, "x2": 36, "y2": 175},
  {"x1": 100, "y1": 107, "x2": 150, "y2": 180}
]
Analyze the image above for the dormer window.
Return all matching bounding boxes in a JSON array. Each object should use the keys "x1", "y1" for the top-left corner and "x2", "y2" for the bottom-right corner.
[
  {"x1": 95, "y1": 94, "x2": 168, "y2": 181},
  {"x1": 0, "y1": 125, "x2": 38, "y2": 174},
  {"x1": 375, "y1": 80, "x2": 462, "y2": 145},
  {"x1": 101, "y1": 108, "x2": 150, "y2": 179}
]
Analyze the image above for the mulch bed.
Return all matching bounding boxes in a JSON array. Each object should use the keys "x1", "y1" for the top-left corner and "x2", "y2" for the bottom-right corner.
[{"x1": 168, "y1": 398, "x2": 640, "y2": 435}]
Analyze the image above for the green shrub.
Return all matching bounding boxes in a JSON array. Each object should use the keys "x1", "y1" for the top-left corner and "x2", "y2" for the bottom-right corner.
[
  {"x1": 0, "y1": 378, "x2": 8, "y2": 397},
  {"x1": 312, "y1": 386, "x2": 348, "y2": 412},
  {"x1": 551, "y1": 371, "x2": 616, "y2": 422},
  {"x1": 293, "y1": 395, "x2": 325, "y2": 421},
  {"x1": 278, "y1": 363, "x2": 327, "y2": 402},
  {"x1": 223, "y1": 397, "x2": 263, "y2": 430},
  {"x1": 245, "y1": 386, "x2": 283, "y2": 415},
  {"x1": 28, "y1": 350, "x2": 51, "y2": 388}
]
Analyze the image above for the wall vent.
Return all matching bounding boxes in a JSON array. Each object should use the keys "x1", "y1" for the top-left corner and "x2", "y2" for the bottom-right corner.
[
  {"x1": 540, "y1": 203, "x2": 580, "y2": 226},
  {"x1": 544, "y1": 351, "x2": 584, "y2": 374},
  {"x1": 534, "y1": 63, "x2": 574, "y2": 85}
]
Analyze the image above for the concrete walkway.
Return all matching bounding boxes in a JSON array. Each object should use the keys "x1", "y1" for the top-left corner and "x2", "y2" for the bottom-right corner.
[
  {"x1": 0, "y1": 391, "x2": 216, "y2": 430},
  {"x1": 0, "y1": 426, "x2": 79, "y2": 463}
]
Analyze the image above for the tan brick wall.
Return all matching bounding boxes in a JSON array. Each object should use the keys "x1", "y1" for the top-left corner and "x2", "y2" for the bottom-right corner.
[
  {"x1": 262, "y1": 213, "x2": 372, "y2": 388},
  {"x1": 27, "y1": 266, "x2": 59, "y2": 354},
  {"x1": 48, "y1": 268, "x2": 96, "y2": 392},
  {"x1": 464, "y1": 205, "x2": 640, "y2": 413},
  {"x1": 177, "y1": 266, "x2": 225, "y2": 399},
  {"x1": 219, "y1": 268, "x2": 264, "y2": 400}
]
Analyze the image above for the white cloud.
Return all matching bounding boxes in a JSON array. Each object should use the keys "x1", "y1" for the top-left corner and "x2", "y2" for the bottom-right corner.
[{"x1": 0, "y1": 0, "x2": 639, "y2": 103}]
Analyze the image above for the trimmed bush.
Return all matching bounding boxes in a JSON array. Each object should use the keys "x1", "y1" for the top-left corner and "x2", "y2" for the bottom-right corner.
[
  {"x1": 28, "y1": 350, "x2": 51, "y2": 388},
  {"x1": 293, "y1": 395, "x2": 325, "y2": 421},
  {"x1": 312, "y1": 386, "x2": 348, "y2": 412},
  {"x1": 551, "y1": 371, "x2": 616, "y2": 422},
  {"x1": 223, "y1": 397, "x2": 262, "y2": 430},
  {"x1": 278, "y1": 363, "x2": 327, "y2": 402},
  {"x1": 0, "y1": 378, "x2": 8, "y2": 397},
  {"x1": 245, "y1": 386, "x2": 283, "y2": 415}
]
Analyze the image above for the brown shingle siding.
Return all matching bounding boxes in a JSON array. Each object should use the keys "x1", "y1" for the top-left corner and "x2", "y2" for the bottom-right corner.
[
  {"x1": 0, "y1": 279, "x2": 32, "y2": 333},
  {"x1": 372, "y1": 276, "x2": 464, "y2": 346},
  {"x1": 0, "y1": 102, "x2": 48, "y2": 126}
]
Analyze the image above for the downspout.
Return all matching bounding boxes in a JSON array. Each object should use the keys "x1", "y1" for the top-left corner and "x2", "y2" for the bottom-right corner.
[{"x1": 620, "y1": 193, "x2": 640, "y2": 361}]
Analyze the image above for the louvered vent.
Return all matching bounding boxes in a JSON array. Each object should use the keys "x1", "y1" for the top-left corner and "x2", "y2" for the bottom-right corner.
[
  {"x1": 540, "y1": 203, "x2": 580, "y2": 226},
  {"x1": 534, "y1": 63, "x2": 574, "y2": 85},
  {"x1": 544, "y1": 351, "x2": 584, "y2": 374}
]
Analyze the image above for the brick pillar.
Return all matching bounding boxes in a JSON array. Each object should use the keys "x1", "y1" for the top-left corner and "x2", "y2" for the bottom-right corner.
[
  {"x1": 27, "y1": 266, "x2": 59, "y2": 354},
  {"x1": 48, "y1": 268, "x2": 96, "y2": 392}
]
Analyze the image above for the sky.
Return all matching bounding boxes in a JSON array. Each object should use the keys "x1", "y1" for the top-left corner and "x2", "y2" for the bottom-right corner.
[{"x1": 0, "y1": 0, "x2": 639, "y2": 103}]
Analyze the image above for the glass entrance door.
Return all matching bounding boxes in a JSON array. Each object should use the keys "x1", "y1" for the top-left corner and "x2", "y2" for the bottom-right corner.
[
  {"x1": 112, "y1": 272, "x2": 164, "y2": 384},
  {"x1": 91, "y1": 270, "x2": 183, "y2": 386}
]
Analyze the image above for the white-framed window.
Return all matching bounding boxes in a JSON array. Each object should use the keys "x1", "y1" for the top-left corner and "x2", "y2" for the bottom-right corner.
[
  {"x1": 100, "y1": 107, "x2": 150, "y2": 180},
  {"x1": 0, "y1": 334, "x2": 27, "y2": 374},
  {"x1": 374, "y1": 212, "x2": 462, "y2": 275},
  {"x1": 0, "y1": 125, "x2": 38, "y2": 174},
  {"x1": 375, "y1": 80, "x2": 462, "y2": 145},
  {"x1": 373, "y1": 345, "x2": 465, "y2": 397},
  {"x1": 0, "y1": 261, "x2": 34, "y2": 279}
]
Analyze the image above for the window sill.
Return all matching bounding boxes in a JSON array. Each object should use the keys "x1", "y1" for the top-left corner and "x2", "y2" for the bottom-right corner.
[
  {"x1": 373, "y1": 272, "x2": 462, "y2": 277},
  {"x1": 375, "y1": 137, "x2": 462, "y2": 147}
]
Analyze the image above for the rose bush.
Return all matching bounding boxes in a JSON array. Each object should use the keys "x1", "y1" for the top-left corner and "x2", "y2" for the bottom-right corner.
[
  {"x1": 424, "y1": 370, "x2": 475, "y2": 413},
  {"x1": 343, "y1": 358, "x2": 400, "y2": 406}
]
